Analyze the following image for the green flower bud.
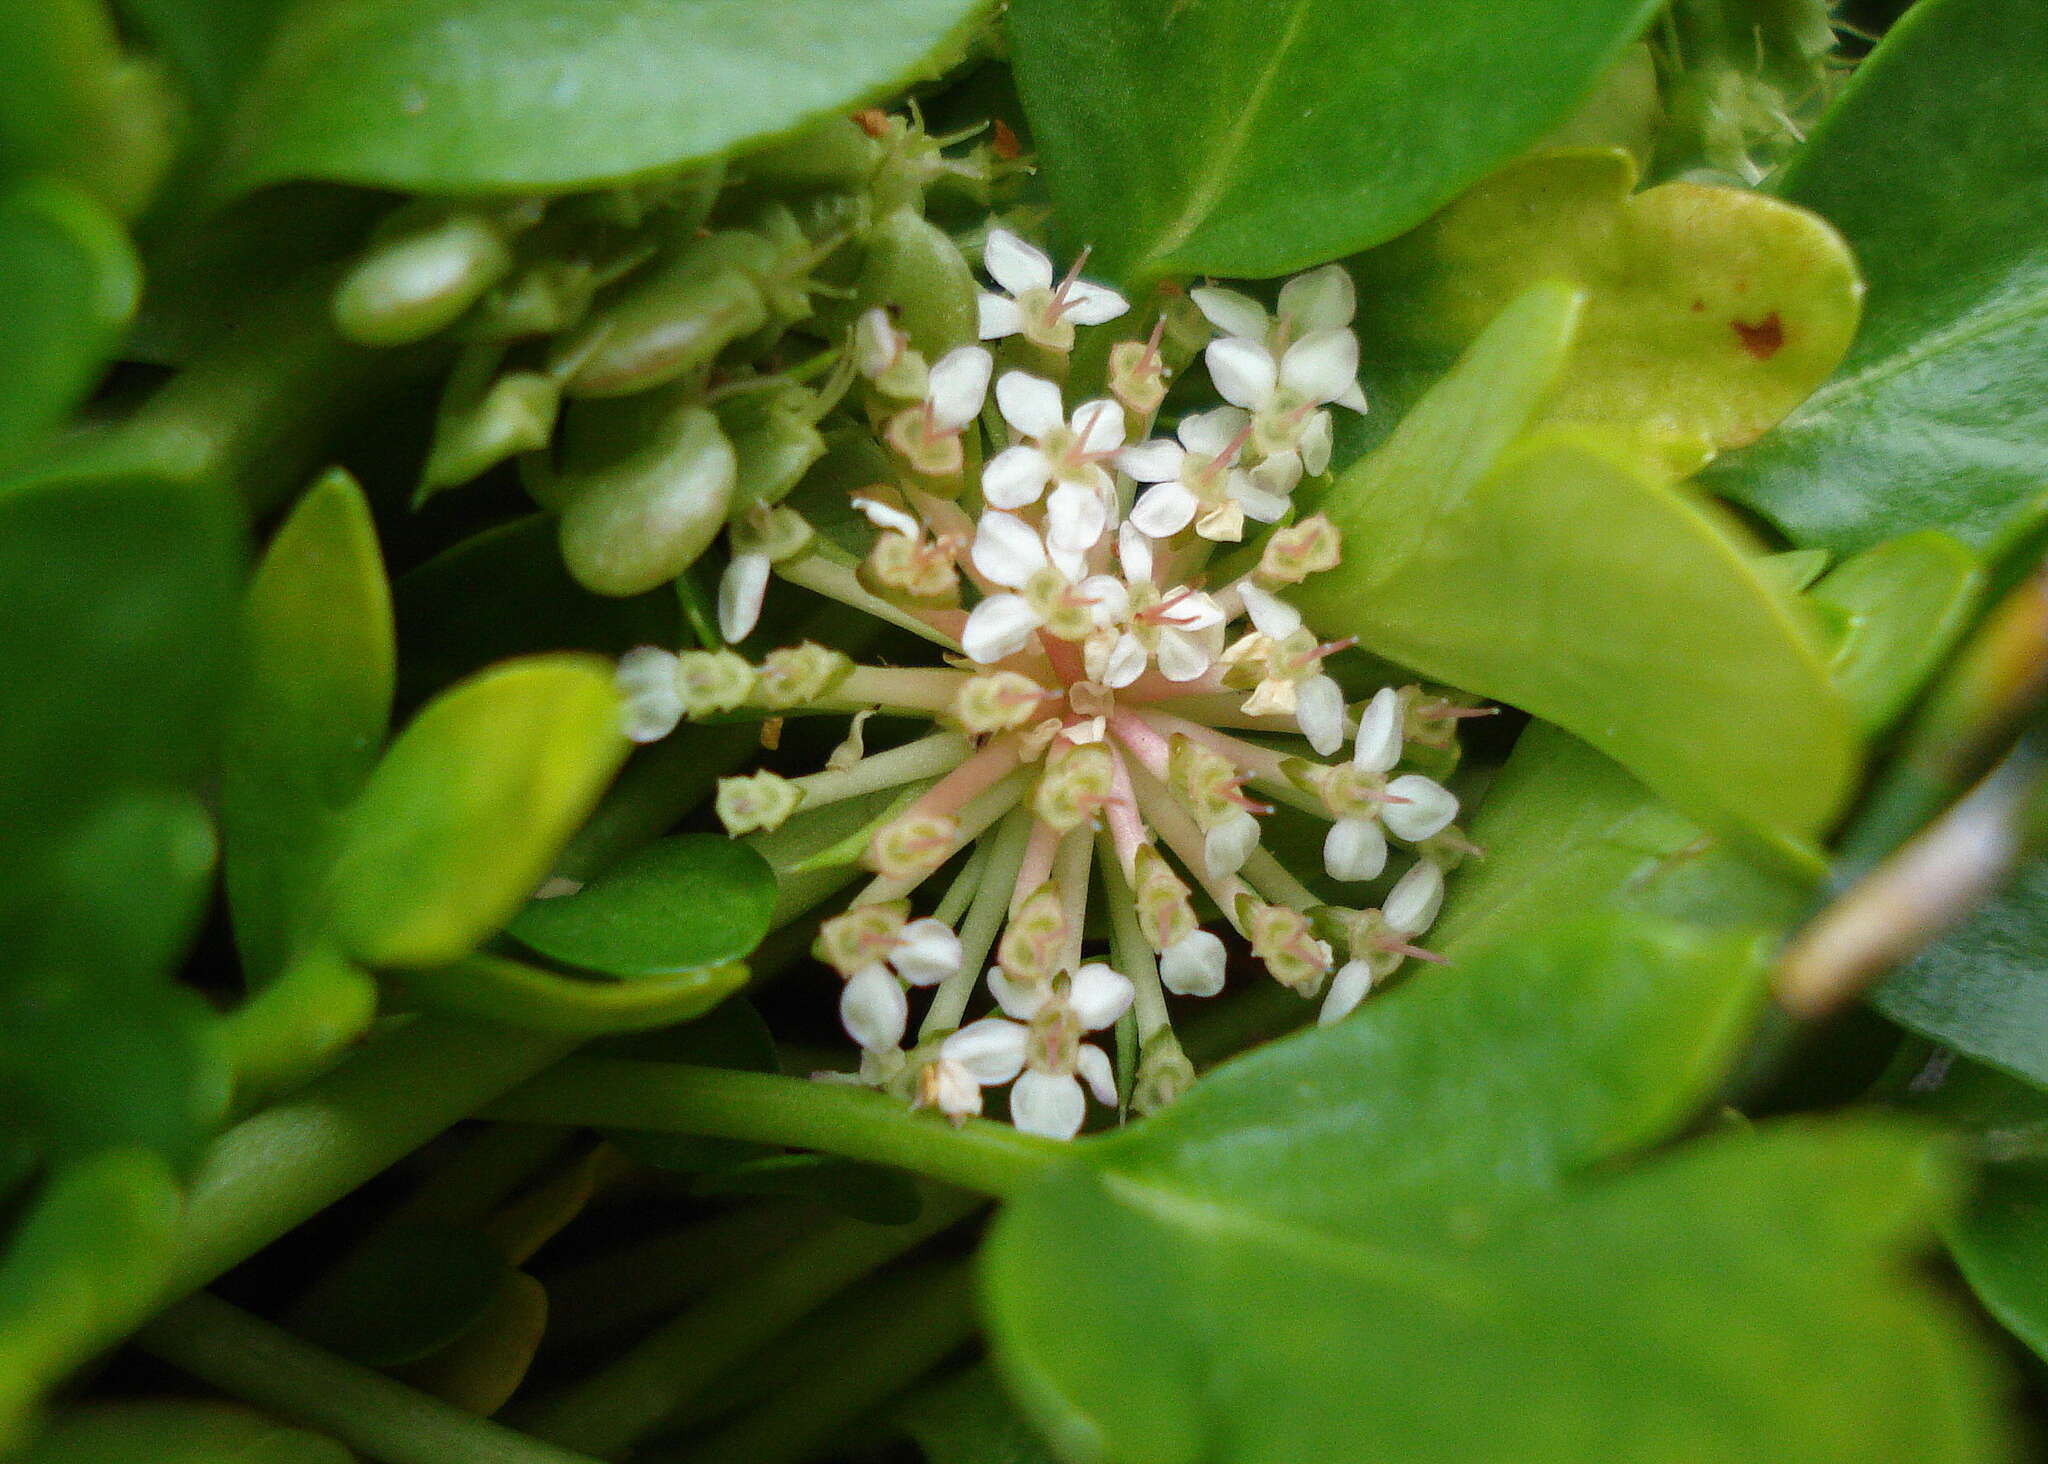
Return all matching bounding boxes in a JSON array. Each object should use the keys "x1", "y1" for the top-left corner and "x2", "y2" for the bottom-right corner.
[
  {"x1": 1134, "y1": 1038, "x2": 1198, "y2": 1116},
  {"x1": 742, "y1": 116, "x2": 884, "y2": 190},
  {"x1": 556, "y1": 232, "x2": 777, "y2": 397},
  {"x1": 716, "y1": 385, "x2": 828, "y2": 511},
  {"x1": 717, "y1": 770, "x2": 804, "y2": 836},
  {"x1": 753, "y1": 641, "x2": 851, "y2": 708},
  {"x1": 334, "y1": 210, "x2": 517, "y2": 347},
  {"x1": 421, "y1": 366, "x2": 560, "y2": 498},
  {"x1": 558, "y1": 405, "x2": 736, "y2": 597},
  {"x1": 461, "y1": 259, "x2": 599, "y2": 342},
  {"x1": 854, "y1": 208, "x2": 978, "y2": 357}
]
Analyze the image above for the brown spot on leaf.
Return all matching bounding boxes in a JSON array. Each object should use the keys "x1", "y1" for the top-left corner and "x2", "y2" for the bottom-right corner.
[
  {"x1": 992, "y1": 119, "x2": 1023, "y2": 161},
  {"x1": 1732, "y1": 312, "x2": 1785, "y2": 360},
  {"x1": 1690, "y1": 299, "x2": 1705, "y2": 313}
]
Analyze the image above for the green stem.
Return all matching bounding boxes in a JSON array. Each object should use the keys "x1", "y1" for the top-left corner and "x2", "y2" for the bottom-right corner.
[
  {"x1": 138, "y1": 1291, "x2": 602, "y2": 1464},
  {"x1": 483, "y1": 1061, "x2": 1057, "y2": 1198},
  {"x1": 510, "y1": 1188, "x2": 981, "y2": 1457},
  {"x1": 163, "y1": 1016, "x2": 576, "y2": 1303}
]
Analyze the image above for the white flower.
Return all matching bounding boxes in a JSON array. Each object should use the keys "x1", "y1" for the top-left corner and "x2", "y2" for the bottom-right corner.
[
  {"x1": 1352, "y1": 686, "x2": 1405, "y2": 772},
  {"x1": 882, "y1": 345, "x2": 994, "y2": 476},
  {"x1": 963, "y1": 512, "x2": 1126, "y2": 663},
  {"x1": 1193, "y1": 265, "x2": 1363, "y2": 366},
  {"x1": 615, "y1": 646, "x2": 683, "y2": 743},
  {"x1": 1086, "y1": 581, "x2": 1227, "y2": 689},
  {"x1": 1160, "y1": 929, "x2": 1228, "y2": 996},
  {"x1": 1205, "y1": 327, "x2": 1362, "y2": 477},
  {"x1": 983, "y1": 371, "x2": 1124, "y2": 555},
  {"x1": 976, "y1": 228, "x2": 1129, "y2": 352},
  {"x1": 1295, "y1": 672, "x2": 1347, "y2": 757},
  {"x1": 1383, "y1": 773, "x2": 1459, "y2": 843},
  {"x1": 1118, "y1": 407, "x2": 1293, "y2": 542},
  {"x1": 840, "y1": 964, "x2": 909, "y2": 1052},
  {"x1": 1384, "y1": 859, "x2": 1446, "y2": 935},
  {"x1": 718, "y1": 551, "x2": 773, "y2": 642},
  {"x1": 1318, "y1": 958, "x2": 1376, "y2": 1026},
  {"x1": 944, "y1": 962, "x2": 1133, "y2": 1139},
  {"x1": 1323, "y1": 816, "x2": 1388, "y2": 882}
]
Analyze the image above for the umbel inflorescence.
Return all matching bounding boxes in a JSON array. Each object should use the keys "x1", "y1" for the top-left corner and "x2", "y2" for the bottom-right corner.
[{"x1": 617, "y1": 231, "x2": 1481, "y2": 1139}]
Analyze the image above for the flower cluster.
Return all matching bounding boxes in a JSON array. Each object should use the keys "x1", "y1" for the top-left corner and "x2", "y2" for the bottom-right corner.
[{"x1": 619, "y1": 230, "x2": 1480, "y2": 1138}]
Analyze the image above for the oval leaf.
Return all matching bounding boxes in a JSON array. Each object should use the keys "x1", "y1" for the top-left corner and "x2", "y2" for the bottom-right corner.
[
  {"x1": 1705, "y1": 0, "x2": 2048, "y2": 553},
  {"x1": 286, "y1": 1219, "x2": 512, "y2": 1368},
  {"x1": 1293, "y1": 284, "x2": 1857, "y2": 846},
  {"x1": 1007, "y1": 0, "x2": 1662, "y2": 282},
  {"x1": 509, "y1": 834, "x2": 776, "y2": 979},
  {"x1": 1810, "y1": 531, "x2": 1983, "y2": 736},
  {"x1": 217, "y1": 0, "x2": 992, "y2": 195},
  {"x1": 326, "y1": 654, "x2": 630, "y2": 969},
  {"x1": 398, "y1": 952, "x2": 746, "y2": 1037}
]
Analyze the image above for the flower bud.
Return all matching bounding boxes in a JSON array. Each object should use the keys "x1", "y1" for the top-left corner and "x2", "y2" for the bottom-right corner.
[
  {"x1": 865, "y1": 812, "x2": 958, "y2": 882},
  {"x1": 815, "y1": 901, "x2": 909, "y2": 977},
  {"x1": 743, "y1": 116, "x2": 884, "y2": 190},
  {"x1": 718, "y1": 386, "x2": 828, "y2": 512},
  {"x1": 732, "y1": 503, "x2": 815, "y2": 565},
  {"x1": 1245, "y1": 899, "x2": 1334, "y2": 995},
  {"x1": 1034, "y1": 742, "x2": 1115, "y2": 831},
  {"x1": 675, "y1": 649, "x2": 756, "y2": 716},
  {"x1": 956, "y1": 671, "x2": 1048, "y2": 735},
  {"x1": 614, "y1": 647, "x2": 683, "y2": 743},
  {"x1": 716, "y1": 770, "x2": 803, "y2": 835},
  {"x1": 334, "y1": 209, "x2": 517, "y2": 346},
  {"x1": 556, "y1": 232, "x2": 777, "y2": 396},
  {"x1": 1134, "y1": 1038, "x2": 1198, "y2": 1116},
  {"x1": 421, "y1": 369, "x2": 560, "y2": 496},
  {"x1": 855, "y1": 208, "x2": 979, "y2": 358},
  {"x1": 754, "y1": 641, "x2": 851, "y2": 708},
  {"x1": 1256, "y1": 513, "x2": 1342, "y2": 585},
  {"x1": 461, "y1": 258, "x2": 598, "y2": 341},
  {"x1": 997, "y1": 884, "x2": 1067, "y2": 984},
  {"x1": 558, "y1": 405, "x2": 736, "y2": 597},
  {"x1": 1133, "y1": 845, "x2": 1197, "y2": 952}
]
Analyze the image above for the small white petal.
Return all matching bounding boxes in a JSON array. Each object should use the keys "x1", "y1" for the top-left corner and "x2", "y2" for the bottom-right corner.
[
  {"x1": 976, "y1": 292, "x2": 1023, "y2": 340},
  {"x1": 1046, "y1": 479, "x2": 1109, "y2": 554},
  {"x1": 1117, "y1": 439, "x2": 1186, "y2": 482},
  {"x1": 1335, "y1": 380, "x2": 1369, "y2": 414},
  {"x1": 940, "y1": 1017, "x2": 1029, "y2": 1084},
  {"x1": 1383, "y1": 774, "x2": 1458, "y2": 842},
  {"x1": 1178, "y1": 406, "x2": 1250, "y2": 459},
  {"x1": 1384, "y1": 859, "x2": 1445, "y2": 935},
  {"x1": 1353, "y1": 687, "x2": 1405, "y2": 773},
  {"x1": 851, "y1": 495, "x2": 920, "y2": 537},
  {"x1": 1011, "y1": 1070, "x2": 1087, "y2": 1139},
  {"x1": 1318, "y1": 959, "x2": 1375, "y2": 1025},
  {"x1": 1069, "y1": 398, "x2": 1126, "y2": 455},
  {"x1": 927, "y1": 346, "x2": 993, "y2": 429},
  {"x1": 1160, "y1": 930, "x2": 1227, "y2": 997},
  {"x1": 1205, "y1": 337, "x2": 1279, "y2": 410},
  {"x1": 892, "y1": 917, "x2": 962, "y2": 986},
  {"x1": 1296, "y1": 675, "x2": 1346, "y2": 756},
  {"x1": 1248, "y1": 451, "x2": 1304, "y2": 498},
  {"x1": 1190, "y1": 286, "x2": 1270, "y2": 341},
  {"x1": 1238, "y1": 581, "x2": 1302, "y2": 638},
  {"x1": 1048, "y1": 541, "x2": 1089, "y2": 583},
  {"x1": 1075, "y1": 1043, "x2": 1119, "y2": 1105},
  {"x1": 927, "y1": 1058, "x2": 984, "y2": 1118},
  {"x1": 840, "y1": 965, "x2": 908, "y2": 1053},
  {"x1": 996, "y1": 370, "x2": 1066, "y2": 440},
  {"x1": 718, "y1": 552, "x2": 772, "y2": 642},
  {"x1": 1203, "y1": 808, "x2": 1260, "y2": 878},
  {"x1": 1277, "y1": 264, "x2": 1356, "y2": 333},
  {"x1": 1068, "y1": 962, "x2": 1135, "y2": 1030},
  {"x1": 1063, "y1": 280, "x2": 1131, "y2": 326},
  {"x1": 853, "y1": 307, "x2": 905, "y2": 379},
  {"x1": 1230, "y1": 478, "x2": 1292, "y2": 524},
  {"x1": 1102, "y1": 631, "x2": 1149, "y2": 689},
  {"x1": 1154, "y1": 627, "x2": 1212, "y2": 683},
  {"x1": 971, "y1": 511, "x2": 1049, "y2": 587},
  {"x1": 1117, "y1": 522, "x2": 1154, "y2": 584},
  {"x1": 982, "y1": 444, "x2": 1054, "y2": 509},
  {"x1": 962, "y1": 594, "x2": 1042, "y2": 663},
  {"x1": 615, "y1": 647, "x2": 682, "y2": 743},
  {"x1": 1131, "y1": 481, "x2": 1198, "y2": 538},
  {"x1": 988, "y1": 967, "x2": 1048, "y2": 1020},
  {"x1": 1075, "y1": 574, "x2": 1130, "y2": 625},
  {"x1": 1163, "y1": 591, "x2": 1224, "y2": 633},
  {"x1": 1324, "y1": 817, "x2": 1389, "y2": 882},
  {"x1": 1278, "y1": 329, "x2": 1360, "y2": 406},
  {"x1": 1299, "y1": 410, "x2": 1334, "y2": 476},
  {"x1": 983, "y1": 227, "x2": 1054, "y2": 295}
]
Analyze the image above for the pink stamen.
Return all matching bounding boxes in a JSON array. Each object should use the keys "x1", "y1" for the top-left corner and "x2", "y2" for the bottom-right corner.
[
  {"x1": 1376, "y1": 938, "x2": 1448, "y2": 965},
  {"x1": 1315, "y1": 636, "x2": 1357, "y2": 658},
  {"x1": 1207, "y1": 417, "x2": 1257, "y2": 474},
  {"x1": 1137, "y1": 316, "x2": 1166, "y2": 374},
  {"x1": 1047, "y1": 245, "x2": 1094, "y2": 319},
  {"x1": 1222, "y1": 773, "x2": 1272, "y2": 815},
  {"x1": 1422, "y1": 704, "x2": 1500, "y2": 722}
]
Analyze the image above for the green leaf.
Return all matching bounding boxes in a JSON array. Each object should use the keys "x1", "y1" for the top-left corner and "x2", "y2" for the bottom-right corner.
[
  {"x1": 508, "y1": 833, "x2": 776, "y2": 978},
  {"x1": 325, "y1": 654, "x2": 631, "y2": 969},
  {"x1": 224, "y1": 468, "x2": 394, "y2": 981},
  {"x1": 1876, "y1": 854, "x2": 2048, "y2": 1090},
  {"x1": 0, "y1": 5, "x2": 172, "y2": 217},
  {"x1": 901, "y1": 1365, "x2": 1059, "y2": 1464},
  {"x1": 1292, "y1": 284, "x2": 1857, "y2": 848},
  {"x1": 25, "y1": 1400, "x2": 353, "y2": 1464},
  {"x1": 0, "y1": 180, "x2": 138, "y2": 464},
  {"x1": 1006, "y1": 0, "x2": 1662, "y2": 282},
  {"x1": 1809, "y1": 531, "x2": 1984, "y2": 736},
  {"x1": 111, "y1": 0, "x2": 296, "y2": 121},
  {"x1": 983, "y1": 920, "x2": 2002, "y2": 1463},
  {"x1": 215, "y1": 0, "x2": 993, "y2": 195},
  {"x1": 286, "y1": 1220, "x2": 513, "y2": 1368},
  {"x1": 1352, "y1": 148, "x2": 1862, "y2": 457},
  {"x1": 0, "y1": 1149, "x2": 182, "y2": 1453},
  {"x1": 396, "y1": 952, "x2": 746, "y2": 1037},
  {"x1": 1704, "y1": 0, "x2": 2048, "y2": 553}
]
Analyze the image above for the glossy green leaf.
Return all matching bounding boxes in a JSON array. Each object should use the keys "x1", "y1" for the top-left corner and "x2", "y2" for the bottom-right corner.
[
  {"x1": 0, "y1": 6, "x2": 172, "y2": 217},
  {"x1": 287, "y1": 1220, "x2": 512, "y2": 1368},
  {"x1": 216, "y1": 0, "x2": 992, "y2": 195},
  {"x1": 224, "y1": 469, "x2": 395, "y2": 981},
  {"x1": 1876, "y1": 854, "x2": 2048, "y2": 1090},
  {"x1": 25, "y1": 1400, "x2": 353, "y2": 1464},
  {"x1": 1810, "y1": 531, "x2": 1984, "y2": 735},
  {"x1": 0, "y1": 180, "x2": 138, "y2": 465},
  {"x1": 1293, "y1": 285, "x2": 1856, "y2": 847},
  {"x1": 508, "y1": 833, "x2": 776, "y2": 978},
  {"x1": 1006, "y1": 0, "x2": 1662, "y2": 282},
  {"x1": 902, "y1": 1365, "x2": 1059, "y2": 1464},
  {"x1": 0, "y1": 1149, "x2": 181, "y2": 1453},
  {"x1": 397, "y1": 952, "x2": 745, "y2": 1037},
  {"x1": 1705, "y1": 0, "x2": 2048, "y2": 553},
  {"x1": 1352, "y1": 148, "x2": 1862, "y2": 456},
  {"x1": 326, "y1": 654, "x2": 631, "y2": 969},
  {"x1": 987, "y1": 1120, "x2": 2000, "y2": 1464}
]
